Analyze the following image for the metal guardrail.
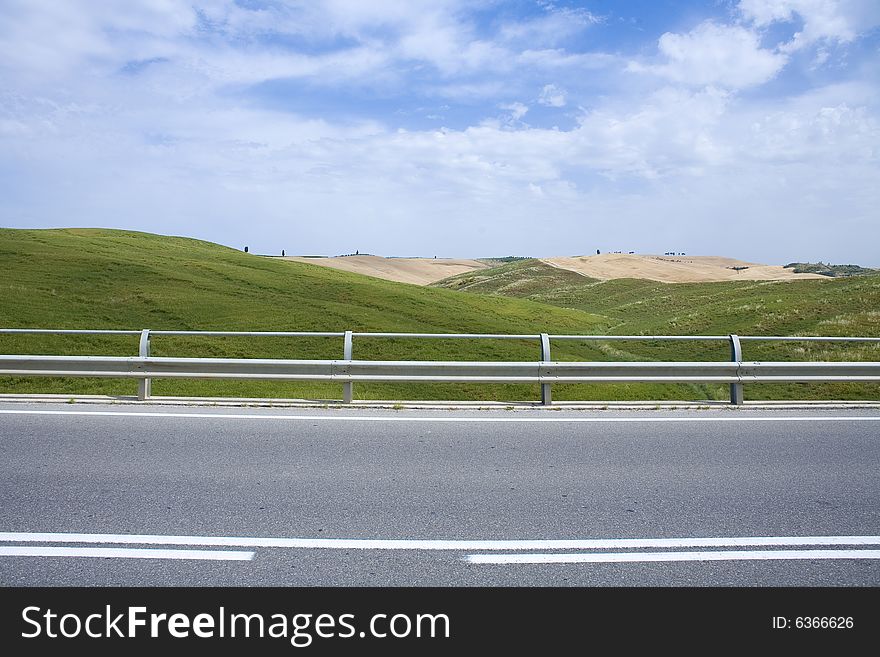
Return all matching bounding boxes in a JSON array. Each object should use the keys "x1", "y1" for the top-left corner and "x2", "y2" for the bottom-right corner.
[{"x1": 0, "y1": 329, "x2": 878, "y2": 405}]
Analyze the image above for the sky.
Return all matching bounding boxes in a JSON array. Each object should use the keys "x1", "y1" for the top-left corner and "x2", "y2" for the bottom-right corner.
[{"x1": 1, "y1": 1, "x2": 878, "y2": 264}]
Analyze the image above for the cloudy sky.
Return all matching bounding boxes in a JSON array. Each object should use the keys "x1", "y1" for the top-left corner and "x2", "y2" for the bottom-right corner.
[{"x1": 1, "y1": 1, "x2": 878, "y2": 263}]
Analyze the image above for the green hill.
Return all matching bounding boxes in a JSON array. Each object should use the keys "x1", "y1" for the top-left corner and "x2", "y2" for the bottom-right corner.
[
  {"x1": 435, "y1": 259, "x2": 880, "y2": 401},
  {"x1": 2, "y1": 230, "x2": 877, "y2": 403},
  {"x1": 1, "y1": 228, "x2": 611, "y2": 402}
]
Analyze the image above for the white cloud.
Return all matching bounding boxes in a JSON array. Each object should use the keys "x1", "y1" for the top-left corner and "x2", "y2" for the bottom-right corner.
[
  {"x1": 499, "y1": 4, "x2": 601, "y2": 47},
  {"x1": 739, "y1": 0, "x2": 880, "y2": 51},
  {"x1": 500, "y1": 102, "x2": 529, "y2": 121},
  {"x1": 568, "y1": 86, "x2": 733, "y2": 177},
  {"x1": 517, "y1": 49, "x2": 617, "y2": 70},
  {"x1": 630, "y1": 21, "x2": 788, "y2": 89},
  {"x1": 538, "y1": 84, "x2": 567, "y2": 107},
  {"x1": 0, "y1": 0, "x2": 474, "y2": 87},
  {"x1": 741, "y1": 101, "x2": 880, "y2": 164},
  {"x1": 0, "y1": 0, "x2": 196, "y2": 81}
]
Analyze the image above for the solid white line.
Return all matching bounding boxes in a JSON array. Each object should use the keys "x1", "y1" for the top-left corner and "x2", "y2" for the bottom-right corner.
[
  {"x1": 0, "y1": 546, "x2": 254, "y2": 561},
  {"x1": 0, "y1": 409, "x2": 878, "y2": 423},
  {"x1": 465, "y1": 549, "x2": 880, "y2": 564},
  {"x1": 1, "y1": 532, "x2": 879, "y2": 551}
]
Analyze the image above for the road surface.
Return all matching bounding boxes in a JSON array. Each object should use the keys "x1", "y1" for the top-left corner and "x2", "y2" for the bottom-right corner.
[{"x1": 0, "y1": 403, "x2": 878, "y2": 586}]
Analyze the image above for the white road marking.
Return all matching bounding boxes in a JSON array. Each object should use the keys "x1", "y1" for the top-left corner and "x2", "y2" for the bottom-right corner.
[
  {"x1": 1, "y1": 532, "x2": 879, "y2": 551},
  {"x1": 0, "y1": 546, "x2": 254, "y2": 561},
  {"x1": 465, "y1": 549, "x2": 880, "y2": 564},
  {"x1": 0, "y1": 409, "x2": 878, "y2": 423}
]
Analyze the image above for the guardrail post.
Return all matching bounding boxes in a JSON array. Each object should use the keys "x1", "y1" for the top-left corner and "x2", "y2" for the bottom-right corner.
[
  {"x1": 343, "y1": 330, "x2": 353, "y2": 403},
  {"x1": 137, "y1": 329, "x2": 151, "y2": 401},
  {"x1": 729, "y1": 334, "x2": 743, "y2": 405},
  {"x1": 540, "y1": 333, "x2": 552, "y2": 405}
]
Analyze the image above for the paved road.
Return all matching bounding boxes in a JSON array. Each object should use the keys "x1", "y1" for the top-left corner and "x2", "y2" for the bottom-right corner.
[{"x1": 0, "y1": 403, "x2": 878, "y2": 586}]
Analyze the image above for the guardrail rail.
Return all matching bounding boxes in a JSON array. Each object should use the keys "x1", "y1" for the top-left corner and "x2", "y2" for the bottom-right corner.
[{"x1": 1, "y1": 329, "x2": 878, "y2": 405}]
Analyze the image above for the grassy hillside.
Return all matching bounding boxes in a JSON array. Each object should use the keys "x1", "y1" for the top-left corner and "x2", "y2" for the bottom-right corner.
[
  {"x1": 0, "y1": 228, "x2": 618, "y2": 402},
  {"x1": 435, "y1": 259, "x2": 880, "y2": 401},
  {"x1": 2, "y1": 231, "x2": 876, "y2": 402}
]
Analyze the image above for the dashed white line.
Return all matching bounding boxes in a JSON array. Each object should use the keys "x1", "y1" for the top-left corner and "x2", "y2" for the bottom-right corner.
[
  {"x1": 0, "y1": 409, "x2": 879, "y2": 423},
  {"x1": 5, "y1": 532, "x2": 880, "y2": 566},
  {"x1": 0, "y1": 546, "x2": 254, "y2": 561},
  {"x1": 465, "y1": 549, "x2": 880, "y2": 564},
  {"x1": 1, "y1": 532, "x2": 879, "y2": 551}
]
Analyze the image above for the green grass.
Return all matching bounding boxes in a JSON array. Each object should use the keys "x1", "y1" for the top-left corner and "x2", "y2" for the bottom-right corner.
[
  {"x1": 435, "y1": 259, "x2": 880, "y2": 401},
  {"x1": 3, "y1": 230, "x2": 877, "y2": 403},
  {"x1": 1, "y1": 228, "x2": 615, "y2": 402},
  {"x1": 784, "y1": 262, "x2": 878, "y2": 277}
]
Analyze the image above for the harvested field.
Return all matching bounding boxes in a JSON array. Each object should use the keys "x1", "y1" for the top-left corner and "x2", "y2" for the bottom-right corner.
[
  {"x1": 283, "y1": 255, "x2": 488, "y2": 285},
  {"x1": 542, "y1": 254, "x2": 827, "y2": 283}
]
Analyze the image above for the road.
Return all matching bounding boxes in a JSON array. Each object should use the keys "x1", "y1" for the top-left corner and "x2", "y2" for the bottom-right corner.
[{"x1": 0, "y1": 403, "x2": 878, "y2": 586}]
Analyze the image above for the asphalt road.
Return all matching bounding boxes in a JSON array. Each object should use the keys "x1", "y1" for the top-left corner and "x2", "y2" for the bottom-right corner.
[{"x1": 0, "y1": 403, "x2": 878, "y2": 586}]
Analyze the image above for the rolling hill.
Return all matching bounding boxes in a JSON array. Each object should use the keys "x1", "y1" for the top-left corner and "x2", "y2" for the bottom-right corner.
[
  {"x1": 1, "y1": 230, "x2": 877, "y2": 402},
  {"x1": 276, "y1": 251, "x2": 827, "y2": 285},
  {"x1": 0, "y1": 228, "x2": 609, "y2": 402},
  {"x1": 434, "y1": 258, "x2": 880, "y2": 401}
]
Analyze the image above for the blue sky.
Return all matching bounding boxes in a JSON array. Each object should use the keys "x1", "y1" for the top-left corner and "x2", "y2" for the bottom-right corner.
[{"x1": 1, "y1": 0, "x2": 878, "y2": 263}]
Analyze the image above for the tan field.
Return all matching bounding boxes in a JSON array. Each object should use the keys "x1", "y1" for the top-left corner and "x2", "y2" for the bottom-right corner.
[
  {"x1": 283, "y1": 255, "x2": 489, "y2": 285},
  {"x1": 542, "y1": 254, "x2": 827, "y2": 283},
  {"x1": 283, "y1": 252, "x2": 827, "y2": 285}
]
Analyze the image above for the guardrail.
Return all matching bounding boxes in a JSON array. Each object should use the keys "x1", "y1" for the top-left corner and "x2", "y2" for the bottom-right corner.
[{"x1": 1, "y1": 329, "x2": 878, "y2": 405}]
